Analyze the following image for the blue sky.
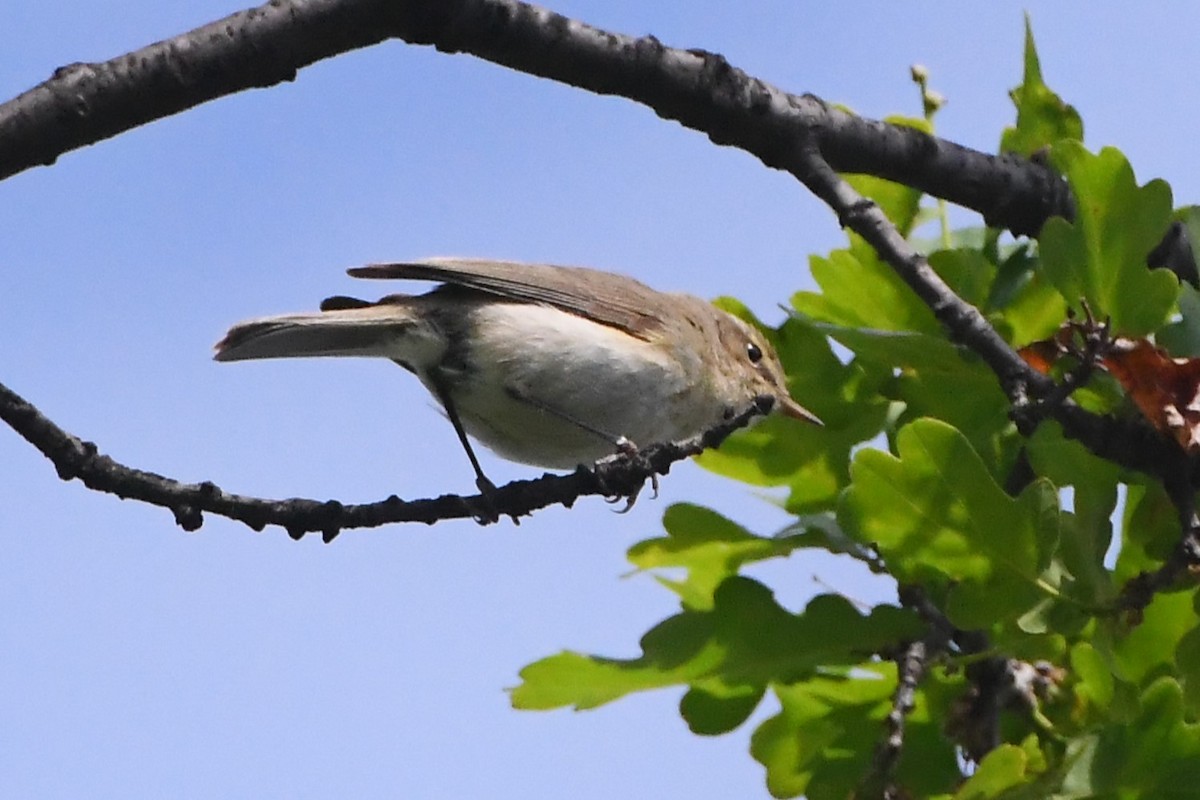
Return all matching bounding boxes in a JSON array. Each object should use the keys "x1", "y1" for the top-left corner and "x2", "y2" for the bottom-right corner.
[{"x1": 3, "y1": 3, "x2": 1198, "y2": 798}]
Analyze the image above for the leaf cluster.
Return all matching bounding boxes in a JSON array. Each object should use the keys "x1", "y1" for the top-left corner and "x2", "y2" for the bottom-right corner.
[{"x1": 514, "y1": 22, "x2": 1200, "y2": 799}]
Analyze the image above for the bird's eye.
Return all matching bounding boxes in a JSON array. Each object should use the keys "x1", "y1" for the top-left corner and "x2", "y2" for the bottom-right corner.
[{"x1": 746, "y1": 342, "x2": 763, "y2": 363}]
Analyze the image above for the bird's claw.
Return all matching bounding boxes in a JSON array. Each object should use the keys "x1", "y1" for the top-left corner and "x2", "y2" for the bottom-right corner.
[
  {"x1": 595, "y1": 438, "x2": 658, "y2": 512},
  {"x1": 469, "y1": 475, "x2": 501, "y2": 525},
  {"x1": 602, "y1": 473, "x2": 659, "y2": 513}
]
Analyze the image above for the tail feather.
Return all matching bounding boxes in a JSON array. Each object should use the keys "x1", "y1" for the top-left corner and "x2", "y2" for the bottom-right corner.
[{"x1": 214, "y1": 304, "x2": 423, "y2": 362}]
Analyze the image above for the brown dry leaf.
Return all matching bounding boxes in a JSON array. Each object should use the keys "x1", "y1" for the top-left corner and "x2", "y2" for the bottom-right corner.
[
  {"x1": 1102, "y1": 339, "x2": 1200, "y2": 454},
  {"x1": 1018, "y1": 336, "x2": 1068, "y2": 375},
  {"x1": 1019, "y1": 329, "x2": 1200, "y2": 453}
]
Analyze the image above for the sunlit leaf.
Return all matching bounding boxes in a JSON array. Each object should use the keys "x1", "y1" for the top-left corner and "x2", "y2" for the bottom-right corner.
[
  {"x1": 1000, "y1": 17, "x2": 1083, "y2": 156},
  {"x1": 1039, "y1": 143, "x2": 1176, "y2": 336},
  {"x1": 511, "y1": 577, "x2": 919, "y2": 711},
  {"x1": 838, "y1": 418, "x2": 1065, "y2": 632},
  {"x1": 792, "y1": 248, "x2": 940, "y2": 334},
  {"x1": 628, "y1": 504, "x2": 807, "y2": 610},
  {"x1": 954, "y1": 745, "x2": 1028, "y2": 799}
]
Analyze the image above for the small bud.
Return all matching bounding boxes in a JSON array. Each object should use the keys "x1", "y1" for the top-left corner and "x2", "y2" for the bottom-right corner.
[{"x1": 910, "y1": 63, "x2": 929, "y2": 83}]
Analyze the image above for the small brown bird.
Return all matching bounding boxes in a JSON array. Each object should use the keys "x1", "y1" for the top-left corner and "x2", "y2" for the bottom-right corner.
[{"x1": 215, "y1": 258, "x2": 820, "y2": 490}]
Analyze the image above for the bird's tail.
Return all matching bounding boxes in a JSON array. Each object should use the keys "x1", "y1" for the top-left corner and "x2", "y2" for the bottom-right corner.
[{"x1": 214, "y1": 298, "x2": 430, "y2": 362}]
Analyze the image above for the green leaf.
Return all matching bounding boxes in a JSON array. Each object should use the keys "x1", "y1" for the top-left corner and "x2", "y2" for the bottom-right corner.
[
  {"x1": 511, "y1": 577, "x2": 920, "y2": 711},
  {"x1": 838, "y1": 418, "x2": 1064, "y2": 632},
  {"x1": 628, "y1": 504, "x2": 806, "y2": 610},
  {"x1": 1158, "y1": 282, "x2": 1200, "y2": 357},
  {"x1": 1000, "y1": 17, "x2": 1083, "y2": 156},
  {"x1": 753, "y1": 665, "x2": 962, "y2": 799},
  {"x1": 774, "y1": 513, "x2": 877, "y2": 562},
  {"x1": 929, "y1": 248, "x2": 997, "y2": 308},
  {"x1": 1117, "y1": 480, "x2": 1182, "y2": 584},
  {"x1": 954, "y1": 745, "x2": 1028, "y2": 799},
  {"x1": 752, "y1": 671, "x2": 895, "y2": 799},
  {"x1": 1176, "y1": 204, "x2": 1200, "y2": 263},
  {"x1": 1111, "y1": 588, "x2": 1199, "y2": 685},
  {"x1": 797, "y1": 309, "x2": 1019, "y2": 482},
  {"x1": 1039, "y1": 143, "x2": 1176, "y2": 336},
  {"x1": 793, "y1": 248, "x2": 940, "y2": 334},
  {"x1": 995, "y1": 278, "x2": 1068, "y2": 348},
  {"x1": 1025, "y1": 423, "x2": 1119, "y2": 606},
  {"x1": 893, "y1": 360, "x2": 1017, "y2": 482},
  {"x1": 1070, "y1": 642, "x2": 1115, "y2": 721},
  {"x1": 1175, "y1": 623, "x2": 1200, "y2": 718},
  {"x1": 989, "y1": 252, "x2": 1069, "y2": 347},
  {"x1": 1084, "y1": 678, "x2": 1200, "y2": 793},
  {"x1": 800, "y1": 317, "x2": 967, "y2": 373},
  {"x1": 987, "y1": 241, "x2": 1037, "y2": 312},
  {"x1": 680, "y1": 679, "x2": 764, "y2": 735}
]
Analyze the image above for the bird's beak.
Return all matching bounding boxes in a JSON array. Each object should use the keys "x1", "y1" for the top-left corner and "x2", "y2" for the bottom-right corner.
[{"x1": 779, "y1": 395, "x2": 824, "y2": 426}]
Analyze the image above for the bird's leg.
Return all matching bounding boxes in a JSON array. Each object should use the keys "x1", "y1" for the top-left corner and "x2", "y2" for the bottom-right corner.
[
  {"x1": 428, "y1": 374, "x2": 499, "y2": 524},
  {"x1": 504, "y1": 385, "x2": 636, "y2": 454},
  {"x1": 505, "y1": 385, "x2": 655, "y2": 509}
]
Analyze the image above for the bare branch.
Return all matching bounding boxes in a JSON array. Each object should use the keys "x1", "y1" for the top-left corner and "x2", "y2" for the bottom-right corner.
[
  {"x1": 789, "y1": 145, "x2": 1197, "y2": 485},
  {"x1": 861, "y1": 638, "x2": 928, "y2": 800},
  {"x1": 4, "y1": 0, "x2": 1197, "y2": 591},
  {"x1": 0, "y1": 379, "x2": 766, "y2": 540},
  {"x1": 860, "y1": 585, "x2": 959, "y2": 797},
  {"x1": 1, "y1": 0, "x2": 1070, "y2": 239},
  {"x1": 791, "y1": 143, "x2": 1200, "y2": 618},
  {"x1": 1119, "y1": 483, "x2": 1200, "y2": 616},
  {"x1": 794, "y1": 144, "x2": 1049, "y2": 400}
]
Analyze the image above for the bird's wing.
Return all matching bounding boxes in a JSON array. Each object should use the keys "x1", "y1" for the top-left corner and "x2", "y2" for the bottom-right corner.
[{"x1": 348, "y1": 258, "x2": 671, "y2": 339}]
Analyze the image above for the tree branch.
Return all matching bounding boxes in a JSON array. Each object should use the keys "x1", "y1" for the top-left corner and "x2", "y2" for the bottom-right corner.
[
  {"x1": 861, "y1": 584, "x2": 965, "y2": 796},
  {"x1": 0, "y1": 379, "x2": 766, "y2": 540},
  {"x1": 4, "y1": 0, "x2": 1198, "y2": 585},
  {"x1": 792, "y1": 144, "x2": 1200, "y2": 613},
  {"x1": 808, "y1": 142, "x2": 1196, "y2": 480},
  {"x1": 1, "y1": 0, "x2": 1071, "y2": 239}
]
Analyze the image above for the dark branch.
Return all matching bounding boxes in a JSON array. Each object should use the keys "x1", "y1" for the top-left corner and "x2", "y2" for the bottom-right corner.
[
  {"x1": 1119, "y1": 479, "x2": 1200, "y2": 615},
  {"x1": 789, "y1": 145, "x2": 1198, "y2": 486},
  {"x1": 792, "y1": 144, "x2": 1200, "y2": 617},
  {"x1": 4, "y1": 0, "x2": 1198, "y2": 597},
  {"x1": 861, "y1": 638, "x2": 928, "y2": 800},
  {"x1": 861, "y1": 584, "x2": 959, "y2": 797},
  {"x1": 794, "y1": 145, "x2": 1051, "y2": 403},
  {"x1": 1, "y1": 0, "x2": 1070, "y2": 239},
  {"x1": 0, "y1": 379, "x2": 766, "y2": 540}
]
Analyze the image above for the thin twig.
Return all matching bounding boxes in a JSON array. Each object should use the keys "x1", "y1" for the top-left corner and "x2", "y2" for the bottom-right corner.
[
  {"x1": 863, "y1": 638, "x2": 928, "y2": 799},
  {"x1": 1119, "y1": 481, "x2": 1200, "y2": 616},
  {"x1": 860, "y1": 585, "x2": 958, "y2": 797}
]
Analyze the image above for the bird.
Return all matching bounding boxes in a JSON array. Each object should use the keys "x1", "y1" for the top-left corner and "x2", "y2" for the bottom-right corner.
[{"x1": 214, "y1": 258, "x2": 821, "y2": 493}]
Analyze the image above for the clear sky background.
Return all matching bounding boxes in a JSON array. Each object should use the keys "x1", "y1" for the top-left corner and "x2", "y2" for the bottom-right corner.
[{"x1": 3, "y1": 3, "x2": 1198, "y2": 798}]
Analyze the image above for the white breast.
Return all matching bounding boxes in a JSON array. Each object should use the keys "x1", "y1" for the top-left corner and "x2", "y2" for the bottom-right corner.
[{"x1": 429, "y1": 303, "x2": 714, "y2": 468}]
